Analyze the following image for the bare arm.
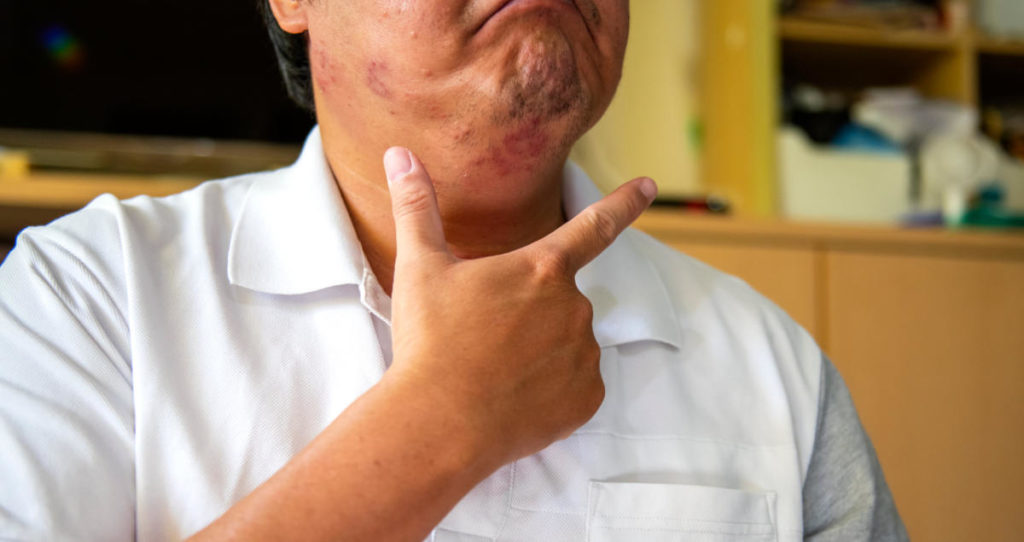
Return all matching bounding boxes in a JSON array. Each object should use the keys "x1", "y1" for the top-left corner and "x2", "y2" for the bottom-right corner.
[
  {"x1": 189, "y1": 371, "x2": 493, "y2": 541},
  {"x1": 189, "y1": 147, "x2": 657, "y2": 541}
]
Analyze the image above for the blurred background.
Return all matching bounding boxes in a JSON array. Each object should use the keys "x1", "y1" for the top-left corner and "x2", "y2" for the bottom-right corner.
[{"x1": 1, "y1": 0, "x2": 1022, "y2": 539}]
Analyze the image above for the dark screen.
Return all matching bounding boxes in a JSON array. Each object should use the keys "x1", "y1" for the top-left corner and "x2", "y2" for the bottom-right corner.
[{"x1": 0, "y1": 1, "x2": 313, "y2": 143}]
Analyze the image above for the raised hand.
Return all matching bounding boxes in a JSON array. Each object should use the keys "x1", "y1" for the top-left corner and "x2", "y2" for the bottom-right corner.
[
  {"x1": 190, "y1": 148, "x2": 655, "y2": 542},
  {"x1": 382, "y1": 146, "x2": 657, "y2": 467}
]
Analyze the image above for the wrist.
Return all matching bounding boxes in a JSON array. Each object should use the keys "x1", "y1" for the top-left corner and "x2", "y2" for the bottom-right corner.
[{"x1": 374, "y1": 369, "x2": 504, "y2": 487}]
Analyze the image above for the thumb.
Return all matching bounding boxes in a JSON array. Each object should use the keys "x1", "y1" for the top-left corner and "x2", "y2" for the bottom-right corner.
[{"x1": 383, "y1": 147, "x2": 448, "y2": 262}]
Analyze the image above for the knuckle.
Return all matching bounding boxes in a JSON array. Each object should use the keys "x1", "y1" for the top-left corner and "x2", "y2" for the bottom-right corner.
[
  {"x1": 577, "y1": 297, "x2": 595, "y2": 322},
  {"x1": 582, "y1": 378, "x2": 606, "y2": 418},
  {"x1": 533, "y1": 250, "x2": 571, "y2": 281},
  {"x1": 583, "y1": 339, "x2": 601, "y2": 367},
  {"x1": 392, "y1": 181, "x2": 435, "y2": 219},
  {"x1": 581, "y1": 208, "x2": 620, "y2": 247},
  {"x1": 568, "y1": 301, "x2": 595, "y2": 332}
]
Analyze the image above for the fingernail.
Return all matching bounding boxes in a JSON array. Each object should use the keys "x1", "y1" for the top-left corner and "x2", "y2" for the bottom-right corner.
[
  {"x1": 383, "y1": 147, "x2": 413, "y2": 184},
  {"x1": 638, "y1": 177, "x2": 658, "y2": 202}
]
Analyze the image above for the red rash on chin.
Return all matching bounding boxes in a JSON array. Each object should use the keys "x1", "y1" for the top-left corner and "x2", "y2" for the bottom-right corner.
[{"x1": 486, "y1": 118, "x2": 549, "y2": 177}]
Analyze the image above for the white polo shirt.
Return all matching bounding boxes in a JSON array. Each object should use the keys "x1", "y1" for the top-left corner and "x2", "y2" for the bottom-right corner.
[{"x1": 0, "y1": 128, "x2": 900, "y2": 541}]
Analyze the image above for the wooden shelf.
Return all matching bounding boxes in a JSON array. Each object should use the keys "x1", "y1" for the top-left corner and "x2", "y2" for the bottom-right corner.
[
  {"x1": 975, "y1": 33, "x2": 1024, "y2": 57},
  {"x1": 779, "y1": 18, "x2": 963, "y2": 51},
  {"x1": 0, "y1": 172, "x2": 202, "y2": 238},
  {"x1": 780, "y1": 19, "x2": 1024, "y2": 57},
  {"x1": 0, "y1": 172, "x2": 201, "y2": 207},
  {"x1": 636, "y1": 209, "x2": 1024, "y2": 261}
]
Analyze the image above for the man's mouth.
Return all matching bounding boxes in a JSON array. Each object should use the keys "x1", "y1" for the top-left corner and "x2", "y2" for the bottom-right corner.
[{"x1": 476, "y1": 0, "x2": 579, "y2": 34}]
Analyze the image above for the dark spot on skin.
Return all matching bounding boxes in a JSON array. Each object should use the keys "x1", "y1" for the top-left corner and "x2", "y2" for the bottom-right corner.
[
  {"x1": 586, "y1": 0, "x2": 601, "y2": 25},
  {"x1": 469, "y1": 155, "x2": 490, "y2": 178},
  {"x1": 366, "y1": 61, "x2": 392, "y2": 99},
  {"x1": 445, "y1": 125, "x2": 477, "y2": 149},
  {"x1": 502, "y1": 118, "x2": 546, "y2": 154},
  {"x1": 571, "y1": 0, "x2": 602, "y2": 29},
  {"x1": 313, "y1": 46, "x2": 341, "y2": 91},
  {"x1": 426, "y1": 103, "x2": 444, "y2": 118},
  {"x1": 486, "y1": 117, "x2": 550, "y2": 176}
]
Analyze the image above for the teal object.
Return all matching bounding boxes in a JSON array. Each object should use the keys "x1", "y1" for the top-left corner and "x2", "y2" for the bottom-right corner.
[{"x1": 962, "y1": 185, "x2": 1024, "y2": 228}]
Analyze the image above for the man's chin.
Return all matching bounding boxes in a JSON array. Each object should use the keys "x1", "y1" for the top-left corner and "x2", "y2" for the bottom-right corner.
[{"x1": 497, "y1": 26, "x2": 589, "y2": 122}]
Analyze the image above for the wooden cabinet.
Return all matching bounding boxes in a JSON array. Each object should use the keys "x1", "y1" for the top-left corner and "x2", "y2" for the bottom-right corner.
[
  {"x1": 636, "y1": 209, "x2": 1024, "y2": 540},
  {"x1": 827, "y1": 251, "x2": 1024, "y2": 541}
]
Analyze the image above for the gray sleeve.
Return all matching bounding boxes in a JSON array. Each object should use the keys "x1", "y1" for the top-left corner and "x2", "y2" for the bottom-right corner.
[{"x1": 802, "y1": 356, "x2": 909, "y2": 541}]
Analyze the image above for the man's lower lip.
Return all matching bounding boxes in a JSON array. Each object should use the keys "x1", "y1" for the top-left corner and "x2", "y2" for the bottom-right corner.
[{"x1": 481, "y1": 0, "x2": 577, "y2": 31}]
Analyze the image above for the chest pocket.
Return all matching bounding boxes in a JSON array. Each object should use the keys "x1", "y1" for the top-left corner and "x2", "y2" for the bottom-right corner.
[{"x1": 586, "y1": 482, "x2": 777, "y2": 542}]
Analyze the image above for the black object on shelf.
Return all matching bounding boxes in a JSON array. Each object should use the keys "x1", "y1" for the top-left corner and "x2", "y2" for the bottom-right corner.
[{"x1": 651, "y1": 196, "x2": 731, "y2": 215}]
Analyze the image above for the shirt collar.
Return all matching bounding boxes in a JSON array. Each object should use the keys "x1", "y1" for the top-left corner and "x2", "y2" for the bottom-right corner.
[
  {"x1": 228, "y1": 127, "x2": 364, "y2": 294},
  {"x1": 228, "y1": 127, "x2": 682, "y2": 349}
]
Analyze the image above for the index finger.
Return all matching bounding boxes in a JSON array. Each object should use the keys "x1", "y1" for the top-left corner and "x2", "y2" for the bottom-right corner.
[{"x1": 533, "y1": 177, "x2": 657, "y2": 273}]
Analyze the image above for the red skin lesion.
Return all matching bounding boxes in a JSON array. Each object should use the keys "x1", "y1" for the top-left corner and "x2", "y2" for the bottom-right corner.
[
  {"x1": 486, "y1": 117, "x2": 549, "y2": 176},
  {"x1": 312, "y1": 45, "x2": 342, "y2": 92},
  {"x1": 318, "y1": 50, "x2": 393, "y2": 100},
  {"x1": 424, "y1": 102, "x2": 454, "y2": 122},
  {"x1": 366, "y1": 61, "x2": 393, "y2": 99}
]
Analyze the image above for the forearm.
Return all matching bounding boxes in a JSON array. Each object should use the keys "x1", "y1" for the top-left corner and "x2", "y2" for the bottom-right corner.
[{"x1": 189, "y1": 373, "x2": 495, "y2": 542}]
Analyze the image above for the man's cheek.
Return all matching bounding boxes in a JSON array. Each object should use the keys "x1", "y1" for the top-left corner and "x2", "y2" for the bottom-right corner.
[
  {"x1": 366, "y1": 60, "x2": 394, "y2": 99},
  {"x1": 312, "y1": 44, "x2": 345, "y2": 94}
]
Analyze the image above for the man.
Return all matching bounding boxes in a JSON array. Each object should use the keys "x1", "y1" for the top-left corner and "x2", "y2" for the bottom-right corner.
[{"x1": 0, "y1": 1, "x2": 906, "y2": 540}]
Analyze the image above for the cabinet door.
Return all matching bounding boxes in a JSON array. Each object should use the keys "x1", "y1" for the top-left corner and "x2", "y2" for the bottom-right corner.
[
  {"x1": 826, "y1": 251, "x2": 1024, "y2": 542},
  {"x1": 663, "y1": 241, "x2": 819, "y2": 338}
]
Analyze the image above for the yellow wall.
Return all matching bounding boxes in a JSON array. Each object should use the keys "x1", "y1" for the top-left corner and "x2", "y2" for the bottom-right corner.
[
  {"x1": 699, "y1": 0, "x2": 778, "y2": 216},
  {"x1": 571, "y1": 0, "x2": 703, "y2": 197}
]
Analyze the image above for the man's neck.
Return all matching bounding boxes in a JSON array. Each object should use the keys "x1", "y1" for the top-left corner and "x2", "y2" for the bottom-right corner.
[{"x1": 322, "y1": 133, "x2": 569, "y2": 295}]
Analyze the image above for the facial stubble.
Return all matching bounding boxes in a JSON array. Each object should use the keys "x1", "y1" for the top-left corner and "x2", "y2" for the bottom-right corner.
[{"x1": 497, "y1": 26, "x2": 590, "y2": 137}]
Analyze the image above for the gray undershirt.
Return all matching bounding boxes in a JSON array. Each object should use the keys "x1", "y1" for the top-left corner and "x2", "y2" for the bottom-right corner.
[{"x1": 802, "y1": 356, "x2": 909, "y2": 540}]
